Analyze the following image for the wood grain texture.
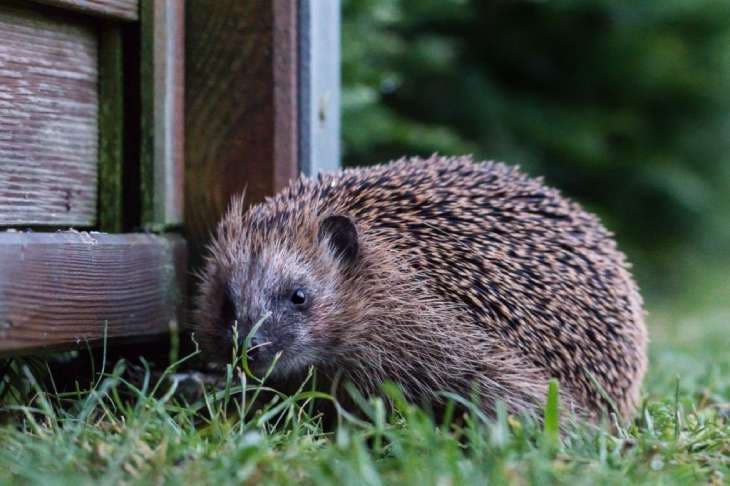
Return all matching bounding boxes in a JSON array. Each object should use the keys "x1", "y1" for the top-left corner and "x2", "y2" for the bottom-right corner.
[
  {"x1": 185, "y1": 0, "x2": 299, "y2": 261},
  {"x1": 29, "y1": 0, "x2": 138, "y2": 21},
  {"x1": 0, "y1": 231, "x2": 185, "y2": 355},
  {"x1": 141, "y1": 0, "x2": 184, "y2": 230},
  {"x1": 0, "y1": 4, "x2": 98, "y2": 227}
]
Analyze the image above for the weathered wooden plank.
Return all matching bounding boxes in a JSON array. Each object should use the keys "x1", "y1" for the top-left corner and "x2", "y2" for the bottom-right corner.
[
  {"x1": 28, "y1": 0, "x2": 138, "y2": 22},
  {"x1": 98, "y1": 26, "x2": 124, "y2": 233},
  {"x1": 0, "y1": 231, "x2": 185, "y2": 355},
  {"x1": 0, "y1": 4, "x2": 98, "y2": 227},
  {"x1": 185, "y1": 0, "x2": 299, "y2": 261},
  {"x1": 141, "y1": 0, "x2": 185, "y2": 230},
  {"x1": 298, "y1": 0, "x2": 341, "y2": 176}
]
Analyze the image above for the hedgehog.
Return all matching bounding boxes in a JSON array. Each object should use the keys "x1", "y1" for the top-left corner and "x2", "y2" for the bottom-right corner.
[{"x1": 195, "y1": 155, "x2": 648, "y2": 421}]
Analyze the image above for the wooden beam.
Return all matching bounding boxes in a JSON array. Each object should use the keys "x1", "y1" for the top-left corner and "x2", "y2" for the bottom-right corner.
[
  {"x1": 0, "y1": 3, "x2": 98, "y2": 228},
  {"x1": 0, "y1": 232, "x2": 185, "y2": 356},
  {"x1": 185, "y1": 0, "x2": 299, "y2": 260},
  {"x1": 298, "y1": 0, "x2": 341, "y2": 176},
  {"x1": 140, "y1": 0, "x2": 185, "y2": 230},
  {"x1": 28, "y1": 0, "x2": 139, "y2": 22}
]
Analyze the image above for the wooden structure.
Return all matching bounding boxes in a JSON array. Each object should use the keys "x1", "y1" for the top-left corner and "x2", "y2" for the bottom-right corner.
[{"x1": 0, "y1": 0, "x2": 341, "y2": 355}]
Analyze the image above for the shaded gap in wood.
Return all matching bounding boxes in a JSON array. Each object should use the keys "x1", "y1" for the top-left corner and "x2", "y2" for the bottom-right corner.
[
  {"x1": 121, "y1": 20, "x2": 142, "y2": 232},
  {"x1": 98, "y1": 25, "x2": 124, "y2": 233}
]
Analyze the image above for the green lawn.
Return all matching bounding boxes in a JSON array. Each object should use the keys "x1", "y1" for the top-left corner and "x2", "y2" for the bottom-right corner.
[{"x1": 1, "y1": 277, "x2": 728, "y2": 485}]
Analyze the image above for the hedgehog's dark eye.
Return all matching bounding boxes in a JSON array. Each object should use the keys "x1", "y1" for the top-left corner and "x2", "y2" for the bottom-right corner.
[{"x1": 290, "y1": 288, "x2": 307, "y2": 306}]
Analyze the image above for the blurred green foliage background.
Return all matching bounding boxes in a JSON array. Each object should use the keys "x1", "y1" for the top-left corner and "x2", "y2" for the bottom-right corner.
[{"x1": 341, "y1": 0, "x2": 730, "y2": 299}]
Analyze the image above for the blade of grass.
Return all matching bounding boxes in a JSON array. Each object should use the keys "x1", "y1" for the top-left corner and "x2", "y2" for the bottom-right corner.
[{"x1": 543, "y1": 378, "x2": 560, "y2": 450}]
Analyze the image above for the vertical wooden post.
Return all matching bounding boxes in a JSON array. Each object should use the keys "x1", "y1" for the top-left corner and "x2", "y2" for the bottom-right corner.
[
  {"x1": 141, "y1": 0, "x2": 185, "y2": 231},
  {"x1": 185, "y1": 0, "x2": 300, "y2": 260}
]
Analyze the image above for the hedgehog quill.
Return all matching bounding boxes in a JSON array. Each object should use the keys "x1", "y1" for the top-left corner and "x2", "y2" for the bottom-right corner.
[{"x1": 195, "y1": 156, "x2": 647, "y2": 421}]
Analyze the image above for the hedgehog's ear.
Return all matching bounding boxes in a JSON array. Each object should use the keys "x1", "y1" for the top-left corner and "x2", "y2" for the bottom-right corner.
[{"x1": 318, "y1": 215, "x2": 358, "y2": 267}]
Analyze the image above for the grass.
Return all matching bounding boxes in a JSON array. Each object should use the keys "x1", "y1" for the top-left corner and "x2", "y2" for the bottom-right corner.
[{"x1": 0, "y1": 286, "x2": 728, "y2": 485}]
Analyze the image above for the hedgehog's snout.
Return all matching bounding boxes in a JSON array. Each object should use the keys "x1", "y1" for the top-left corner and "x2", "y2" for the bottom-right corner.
[
  {"x1": 242, "y1": 332, "x2": 271, "y2": 361},
  {"x1": 241, "y1": 333, "x2": 260, "y2": 361},
  {"x1": 237, "y1": 326, "x2": 277, "y2": 374}
]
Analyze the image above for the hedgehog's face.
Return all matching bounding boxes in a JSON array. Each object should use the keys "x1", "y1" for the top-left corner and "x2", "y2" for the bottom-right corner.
[{"x1": 197, "y1": 214, "x2": 359, "y2": 381}]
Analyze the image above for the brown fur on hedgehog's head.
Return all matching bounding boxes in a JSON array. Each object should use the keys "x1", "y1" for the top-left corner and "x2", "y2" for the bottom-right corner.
[{"x1": 195, "y1": 195, "x2": 360, "y2": 379}]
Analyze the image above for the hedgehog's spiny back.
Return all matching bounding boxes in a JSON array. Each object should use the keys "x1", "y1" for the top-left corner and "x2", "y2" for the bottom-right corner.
[{"x1": 269, "y1": 156, "x2": 646, "y2": 417}]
